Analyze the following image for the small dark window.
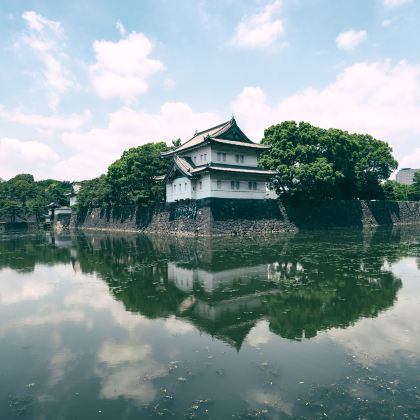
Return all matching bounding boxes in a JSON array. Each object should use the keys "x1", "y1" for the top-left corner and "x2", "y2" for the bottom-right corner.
[
  {"x1": 231, "y1": 181, "x2": 235, "y2": 190},
  {"x1": 217, "y1": 180, "x2": 222, "y2": 189}
]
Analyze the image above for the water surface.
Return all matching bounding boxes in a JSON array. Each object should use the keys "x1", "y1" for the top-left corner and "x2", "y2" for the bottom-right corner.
[{"x1": 0, "y1": 228, "x2": 419, "y2": 419}]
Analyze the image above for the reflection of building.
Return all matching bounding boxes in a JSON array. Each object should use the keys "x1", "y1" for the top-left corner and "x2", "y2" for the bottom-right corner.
[
  {"x1": 167, "y1": 261, "x2": 278, "y2": 349},
  {"x1": 396, "y1": 168, "x2": 419, "y2": 185}
]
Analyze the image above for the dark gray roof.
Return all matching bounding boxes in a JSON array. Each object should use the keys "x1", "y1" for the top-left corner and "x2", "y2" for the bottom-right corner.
[{"x1": 161, "y1": 118, "x2": 270, "y2": 157}]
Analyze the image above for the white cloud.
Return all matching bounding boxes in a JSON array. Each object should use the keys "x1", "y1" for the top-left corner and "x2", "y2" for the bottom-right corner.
[
  {"x1": 0, "y1": 137, "x2": 59, "y2": 179},
  {"x1": 336, "y1": 29, "x2": 367, "y2": 50},
  {"x1": 22, "y1": 10, "x2": 60, "y2": 33},
  {"x1": 384, "y1": 0, "x2": 412, "y2": 6},
  {"x1": 115, "y1": 19, "x2": 126, "y2": 37},
  {"x1": 56, "y1": 102, "x2": 220, "y2": 180},
  {"x1": 232, "y1": 60, "x2": 420, "y2": 169},
  {"x1": 400, "y1": 148, "x2": 420, "y2": 168},
  {"x1": 90, "y1": 32, "x2": 164, "y2": 100},
  {"x1": 232, "y1": 0, "x2": 284, "y2": 49},
  {"x1": 164, "y1": 78, "x2": 176, "y2": 89},
  {"x1": 0, "y1": 108, "x2": 91, "y2": 131},
  {"x1": 18, "y1": 11, "x2": 77, "y2": 110}
]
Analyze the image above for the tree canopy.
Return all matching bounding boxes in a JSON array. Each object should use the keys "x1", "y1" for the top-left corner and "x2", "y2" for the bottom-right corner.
[
  {"x1": 260, "y1": 121, "x2": 398, "y2": 200},
  {"x1": 76, "y1": 142, "x2": 171, "y2": 210},
  {"x1": 382, "y1": 171, "x2": 420, "y2": 201},
  {"x1": 0, "y1": 175, "x2": 71, "y2": 222}
]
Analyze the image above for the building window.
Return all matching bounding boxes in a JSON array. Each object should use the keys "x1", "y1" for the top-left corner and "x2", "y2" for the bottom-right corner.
[
  {"x1": 249, "y1": 181, "x2": 257, "y2": 190},
  {"x1": 235, "y1": 154, "x2": 244, "y2": 163},
  {"x1": 174, "y1": 184, "x2": 176, "y2": 192},
  {"x1": 193, "y1": 156, "x2": 196, "y2": 163},
  {"x1": 231, "y1": 181, "x2": 240, "y2": 190},
  {"x1": 240, "y1": 155, "x2": 244, "y2": 163},
  {"x1": 185, "y1": 183, "x2": 187, "y2": 191},
  {"x1": 217, "y1": 152, "x2": 221, "y2": 161},
  {"x1": 236, "y1": 181, "x2": 240, "y2": 189},
  {"x1": 253, "y1": 182, "x2": 257, "y2": 190},
  {"x1": 204, "y1": 153, "x2": 207, "y2": 162},
  {"x1": 248, "y1": 181, "x2": 252, "y2": 190},
  {"x1": 231, "y1": 180, "x2": 235, "y2": 190},
  {"x1": 222, "y1": 153, "x2": 226, "y2": 162},
  {"x1": 200, "y1": 154, "x2": 203, "y2": 163},
  {"x1": 217, "y1": 180, "x2": 222, "y2": 189},
  {"x1": 179, "y1": 184, "x2": 181, "y2": 192},
  {"x1": 199, "y1": 181, "x2": 202, "y2": 190}
]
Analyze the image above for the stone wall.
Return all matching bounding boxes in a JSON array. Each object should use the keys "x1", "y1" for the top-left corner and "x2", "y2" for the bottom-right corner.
[{"x1": 71, "y1": 198, "x2": 420, "y2": 235}]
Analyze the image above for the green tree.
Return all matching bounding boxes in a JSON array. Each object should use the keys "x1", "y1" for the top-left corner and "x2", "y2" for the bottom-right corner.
[
  {"x1": 76, "y1": 175, "x2": 110, "y2": 210},
  {"x1": 260, "y1": 121, "x2": 397, "y2": 200},
  {"x1": 106, "y1": 142, "x2": 171, "y2": 206}
]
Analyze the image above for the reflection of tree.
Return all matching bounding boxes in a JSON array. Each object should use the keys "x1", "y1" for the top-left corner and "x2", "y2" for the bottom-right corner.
[
  {"x1": 69, "y1": 228, "x2": 411, "y2": 347},
  {"x1": 0, "y1": 234, "x2": 70, "y2": 272},
  {"x1": 1, "y1": 227, "x2": 418, "y2": 349}
]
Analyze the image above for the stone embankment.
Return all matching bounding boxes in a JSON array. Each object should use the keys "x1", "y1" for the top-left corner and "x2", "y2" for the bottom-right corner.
[{"x1": 70, "y1": 198, "x2": 420, "y2": 235}]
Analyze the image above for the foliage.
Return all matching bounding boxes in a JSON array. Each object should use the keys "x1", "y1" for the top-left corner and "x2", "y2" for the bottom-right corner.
[
  {"x1": 383, "y1": 172, "x2": 420, "y2": 201},
  {"x1": 0, "y1": 175, "x2": 71, "y2": 222},
  {"x1": 76, "y1": 142, "x2": 171, "y2": 210},
  {"x1": 75, "y1": 175, "x2": 110, "y2": 210},
  {"x1": 105, "y1": 142, "x2": 171, "y2": 206},
  {"x1": 260, "y1": 121, "x2": 398, "y2": 200}
]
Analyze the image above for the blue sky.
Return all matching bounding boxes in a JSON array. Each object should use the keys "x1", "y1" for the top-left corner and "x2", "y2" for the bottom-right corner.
[{"x1": 0, "y1": 0, "x2": 419, "y2": 180}]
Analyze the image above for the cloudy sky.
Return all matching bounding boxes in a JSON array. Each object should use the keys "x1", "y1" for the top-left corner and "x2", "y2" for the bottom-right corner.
[{"x1": 0, "y1": 0, "x2": 419, "y2": 181}]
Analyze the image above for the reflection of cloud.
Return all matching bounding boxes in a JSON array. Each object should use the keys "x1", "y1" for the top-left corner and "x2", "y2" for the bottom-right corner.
[
  {"x1": 96, "y1": 341, "x2": 168, "y2": 405},
  {"x1": 64, "y1": 277, "x2": 151, "y2": 330},
  {"x1": 328, "y1": 258, "x2": 420, "y2": 365},
  {"x1": 1, "y1": 310, "x2": 89, "y2": 334},
  {"x1": 247, "y1": 390, "x2": 293, "y2": 417},
  {"x1": 246, "y1": 320, "x2": 273, "y2": 348},
  {"x1": 0, "y1": 268, "x2": 55, "y2": 304},
  {"x1": 164, "y1": 316, "x2": 194, "y2": 335},
  {"x1": 98, "y1": 342, "x2": 151, "y2": 366},
  {"x1": 49, "y1": 348, "x2": 76, "y2": 386}
]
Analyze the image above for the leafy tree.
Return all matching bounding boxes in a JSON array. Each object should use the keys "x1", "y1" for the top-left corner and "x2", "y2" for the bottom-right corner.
[
  {"x1": 76, "y1": 175, "x2": 110, "y2": 210},
  {"x1": 0, "y1": 174, "x2": 71, "y2": 222},
  {"x1": 413, "y1": 171, "x2": 420, "y2": 200},
  {"x1": 106, "y1": 142, "x2": 171, "y2": 206},
  {"x1": 260, "y1": 121, "x2": 397, "y2": 200}
]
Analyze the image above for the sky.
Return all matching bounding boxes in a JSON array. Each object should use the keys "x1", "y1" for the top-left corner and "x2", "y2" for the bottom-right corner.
[{"x1": 0, "y1": 0, "x2": 420, "y2": 181}]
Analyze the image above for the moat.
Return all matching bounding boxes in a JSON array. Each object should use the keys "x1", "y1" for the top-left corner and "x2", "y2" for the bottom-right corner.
[{"x1": 0, "y1": 228, "x2": 419, "y2": 419}]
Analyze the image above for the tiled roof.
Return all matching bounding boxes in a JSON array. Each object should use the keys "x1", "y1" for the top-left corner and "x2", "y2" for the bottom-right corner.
[
  {"x1": 211, "y1": 138, "x2": 270, "y2": 149},
  {"x1": 161, "y1": 118, "x2": 269, "y2": 157},
  {"x1": 157, "y1": 157, "x2": 277, "y2": 182}
]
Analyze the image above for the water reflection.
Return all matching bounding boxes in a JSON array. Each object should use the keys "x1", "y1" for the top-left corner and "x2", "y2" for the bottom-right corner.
[
  {"x1": 1, "y1": 228, "x2": 420, "y2": 419},
  {"x1": 2, "y1": 229, "x2": 416, "y2": 347}
]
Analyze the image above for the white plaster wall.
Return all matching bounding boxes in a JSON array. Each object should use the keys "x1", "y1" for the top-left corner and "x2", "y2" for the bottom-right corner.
[
  {"x1": 209, "y1": 174, "x2": 267, "y2": 199},
  {"x1": 70, "y1": 196, "x2": 77, "y2": 206},
  {"x1": 166, "y1": 176, "x2": 192, "y2": 202},
  {"x1": 210, "y1": 146, "x2": 258, "y2": 167},
  {"x1": 184, "y1": 145, "x2": 211, "y2": 167},
  {"x1": 194, "y1": 173, "x2": 212, "y2": 200}
]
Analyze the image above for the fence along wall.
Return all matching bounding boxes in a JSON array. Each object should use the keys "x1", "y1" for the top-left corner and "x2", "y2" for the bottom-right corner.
[{"x1": 70, "y1": 198, "x2": 420, "y2": 235}]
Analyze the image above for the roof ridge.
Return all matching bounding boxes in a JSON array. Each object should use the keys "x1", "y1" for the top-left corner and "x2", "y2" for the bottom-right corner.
[{"x1": 194, "y1": 119, "x2": 231, "y2": 137}]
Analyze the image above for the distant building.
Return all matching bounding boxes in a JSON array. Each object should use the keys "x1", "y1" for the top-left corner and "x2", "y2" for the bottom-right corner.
[
  {"x1": 157, "y1": 117, "x2": 277, "y2": 202},
  {"x1": 65, "y1": 182, "x2": 81, "y2": 206},
  {"x1": 396, "y1": 168, "x2": 420, "y2": 185}
]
